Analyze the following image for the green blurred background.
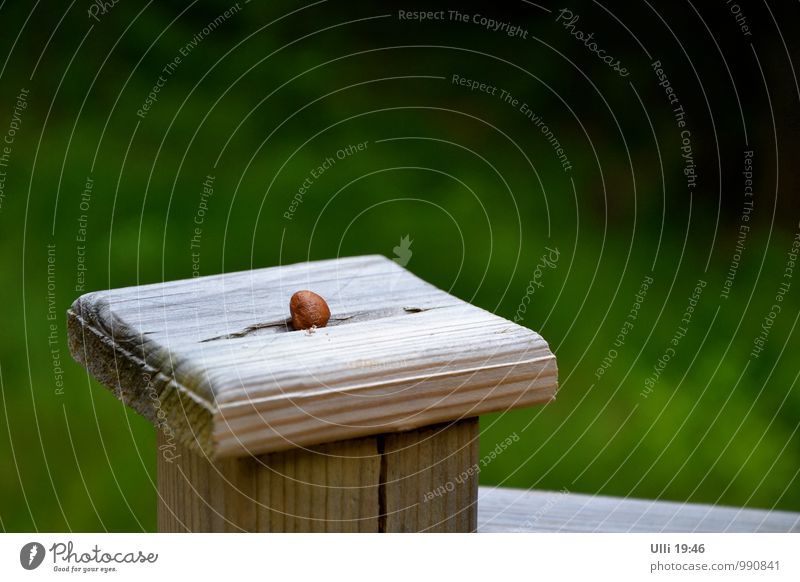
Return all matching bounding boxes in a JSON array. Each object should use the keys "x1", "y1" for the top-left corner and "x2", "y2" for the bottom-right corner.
[{"x1": 0, "y1": 0, "x2": 798, "y2": 531}]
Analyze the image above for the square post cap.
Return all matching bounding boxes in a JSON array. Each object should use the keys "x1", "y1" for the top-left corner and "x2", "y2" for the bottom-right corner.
[{"x1": 68, "y1": 255, "x2": 557, "y2": 458}]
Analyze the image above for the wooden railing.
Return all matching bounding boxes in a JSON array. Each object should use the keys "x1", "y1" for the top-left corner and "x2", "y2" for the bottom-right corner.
[{"x1": 477, "y1": 487, "x2": 800, "y2": 533}]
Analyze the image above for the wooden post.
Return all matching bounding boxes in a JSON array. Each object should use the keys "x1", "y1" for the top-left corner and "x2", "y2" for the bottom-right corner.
[
  {"x1": 68, "y1": 255, "x2": 557, "y2": 532},
  {"x1": 156, "y1": 419, "x2": 478, "y2": 532}
]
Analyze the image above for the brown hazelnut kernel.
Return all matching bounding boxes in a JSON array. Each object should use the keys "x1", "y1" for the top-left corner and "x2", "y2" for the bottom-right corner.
[{"x1": 289, "y1": 290, "x2": 331, "y2": 330}]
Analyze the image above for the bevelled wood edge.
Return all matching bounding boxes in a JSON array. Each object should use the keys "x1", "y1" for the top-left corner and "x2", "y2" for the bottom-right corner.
[{"x1": 68, "y1": 302, "x2": 216, "y2": 457}]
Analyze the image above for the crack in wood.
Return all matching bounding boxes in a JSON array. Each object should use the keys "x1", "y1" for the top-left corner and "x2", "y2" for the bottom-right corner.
[
  {"x1": 377, "y1": 434, "x2": 387, "y2": 533},
  {"x1": 199, "y1": 319, "x2": 291, "y2": 342},
  {"x1": 198, "y1": 306, "x2": 435, "y2": 343}
]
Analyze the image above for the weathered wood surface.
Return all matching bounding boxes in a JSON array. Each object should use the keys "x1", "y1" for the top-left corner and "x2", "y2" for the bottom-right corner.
[
  {"x1": 382, "y1": 417, "x2": 478, "y2": 532},
  {"x1": 157, "y1": 430, "x2": 380, "y2": 532},
  {"x1": 158, "y1": 418, "x2": 478, "y2": 532},
  {"x1": 68, "y1": 255, "x2": 557, "y2": 458},
  {"x1": 477, "y1": 487, "x2": 800, "y2": 533}
]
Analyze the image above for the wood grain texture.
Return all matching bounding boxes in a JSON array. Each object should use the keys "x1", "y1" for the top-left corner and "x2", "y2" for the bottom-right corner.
[
  {"x1": 157, "y1": 419, "x2": 477, "y2": 532},
  {"x1": 477, "y1": 487, "x2": 800, "y2": 533},
  {"x1": 383, "y1": 418, "x2": 478, "y2": 532},
  {"x1": 68, "y1": 255, "x2": 557, "y2": 458},
  {"x1": 158, "y1": 430, "x2": 380, "y2": 532}
]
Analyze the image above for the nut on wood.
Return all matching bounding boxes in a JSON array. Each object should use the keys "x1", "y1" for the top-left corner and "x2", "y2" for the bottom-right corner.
[{"x1": 289, "y1": 290, "x2": 331, "y2": 330}]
